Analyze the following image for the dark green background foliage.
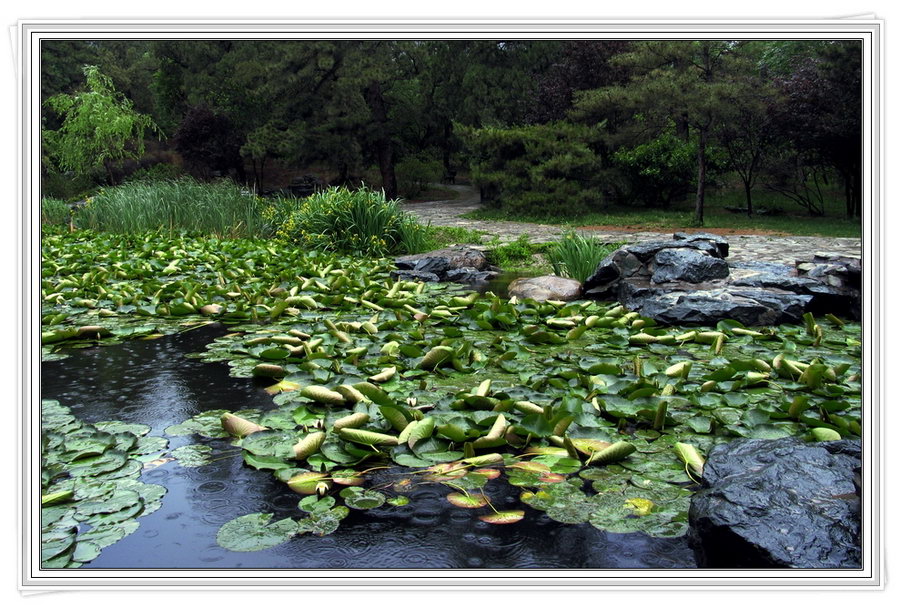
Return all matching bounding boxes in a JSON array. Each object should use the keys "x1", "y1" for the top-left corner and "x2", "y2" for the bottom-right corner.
[
  {"x1": 40, "y1": 39, "x2": 862, "y2": 225},
  {"x1": 460, "y1": 122, "x2": 606, "y2": 217}
]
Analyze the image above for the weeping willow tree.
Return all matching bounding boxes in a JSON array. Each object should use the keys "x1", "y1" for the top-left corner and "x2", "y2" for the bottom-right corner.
[{"x1": 43, "y1": 65, "x2": 160, "y2": 184}]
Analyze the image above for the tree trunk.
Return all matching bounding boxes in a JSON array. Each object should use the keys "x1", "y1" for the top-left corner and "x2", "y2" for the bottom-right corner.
[
  {"x1": 743, "y1": 179, "x2": 754, "y2": 217},
  {"x1": 364, "y1": 81, "x2": 398, "y2": 200},
  {"x1": 694, "y1": 126, "x2": 708, "y2": 226}
]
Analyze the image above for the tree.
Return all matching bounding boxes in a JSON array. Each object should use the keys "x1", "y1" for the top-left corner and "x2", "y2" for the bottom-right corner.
[
  {"x1": 172, "y1": 105, "x2": 245, "y2": 181},
  {"x1": 572, "y1": 41, "x2": 760, "y2": 225},
  {"x1": 43, "y1": 65, "x2": 160, "y2": 184},
  {"x1": 770, "y1": 42, "x2": 862, "y2": 218},
  {"x1": 527, "y1": 40, "x2": 631, "y2": 124},
  {"x1": 714, "y1": 75, "x2": 778, "y2": 216}
]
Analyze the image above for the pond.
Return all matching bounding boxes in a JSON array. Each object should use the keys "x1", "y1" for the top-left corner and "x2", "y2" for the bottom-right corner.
[{"x1": 42, "y1": 325, "x2": 697, "y2": 569}]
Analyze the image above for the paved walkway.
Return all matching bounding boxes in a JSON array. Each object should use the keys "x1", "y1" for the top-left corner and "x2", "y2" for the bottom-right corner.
[{"x1": 403, "y1": 185, "x2": 862, "y2": 266}]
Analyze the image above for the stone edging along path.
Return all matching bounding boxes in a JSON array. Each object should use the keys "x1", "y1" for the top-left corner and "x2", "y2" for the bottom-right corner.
[{"x1": 402, "y1": 185, "x2": 862, "y2": 266}]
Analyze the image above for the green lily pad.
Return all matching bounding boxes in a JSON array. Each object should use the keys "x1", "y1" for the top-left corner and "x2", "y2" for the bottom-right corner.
[
  {"x1": 216, "y1": 513, "x2": 300, "y2": 552},
  {"x1": 339, "y1": 487, "x2": 386, "y2": 510},
  {"x1": 171, "y1": 444, "x2": 213, "y2": 467}
]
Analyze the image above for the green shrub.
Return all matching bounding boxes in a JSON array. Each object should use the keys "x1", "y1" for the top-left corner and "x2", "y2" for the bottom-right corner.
[
  {"x1": 271, "y1": 185, "x2": 430, "y2": 256},
  {"x1": 41, "y1": 169, "x2": 103, "y2": 202},
  {"x1": 41, "y1": 198, "x2": 72, "y2": 226},
  {"x1": 458, "y1": 122, "x2": 606, "y2": 217},
  {"x1": 396, "y1": 154, "x2": 443, "y2": 198},
  {"x1": 423, "y1": 225, "x2": 486, "y2": 249},
  {"x1": 547, "y1": 232, "x2": 620, "y2": 283},
  {"x1": 74, "y1": 177, "x2": 266, "y2": 237},
  {"x1": 124, "y1": 163, "x2": 183, "y2": 183}
]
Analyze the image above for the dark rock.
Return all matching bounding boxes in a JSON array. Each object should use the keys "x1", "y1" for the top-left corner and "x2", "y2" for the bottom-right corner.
[
  {"x1": 621, "y1": 281, "x2": 811, "y2": 326},
  {"x1": 389, "y1": 269, "x2": 441, "y2": 282},
  {"x1": 413, "y1": 256, "x2": 451, "y2": 276},
  {"x1": 583, "y1": 249, "x2": 644, "y2": 293},
  {"x1": 626, "y1": 239, "x2": 724, "y2": 262},
  {"x1": 508, "y1": 275, "x2": 583, "y2": 302},
  {"x1": 444, "y1": 267, "x2": 500, "y2": 284},
  {"x1": 689, "y1": 438, "x2": 861, "y2": 569},
  {"x1": 673, "y1": 231, "x2": 730, "y2": 258},
  {"x1": 650, "y1": 248, "x2": 730, "y2": 284},
  {"x1": 582, "y1": 237, "x2": 860, "y2": 324},
  {"x1": 730, "y1": 261, "x2": 860, "y2": 320},
  {"x1": 395, "y1": 246, "x2": 489, "y2": 272}
]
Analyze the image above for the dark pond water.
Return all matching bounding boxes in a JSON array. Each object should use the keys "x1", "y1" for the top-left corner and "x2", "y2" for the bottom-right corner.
[
  {"x1": 472, "y1": 272, "x2": 535, "y2": 298},
  {"x1": 41, "y1": 324, "x2": 697, "y2": 569}
]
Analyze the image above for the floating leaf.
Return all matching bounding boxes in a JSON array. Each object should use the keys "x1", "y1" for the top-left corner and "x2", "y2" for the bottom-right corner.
[
  {"x1": 478, "y1": 510, "x2": 524, "y2": 524},
  {"x1": 446, "y1": 492, "x2": 488, "y2": 508},
  {"x1": 216, "y1": 513, "x2": 299, "y2": 552},
  {"x1": 171, "y1": 444, "x2": 213, "y2": 467}
]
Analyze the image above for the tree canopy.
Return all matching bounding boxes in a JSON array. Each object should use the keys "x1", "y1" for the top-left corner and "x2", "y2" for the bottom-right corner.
[{"x1": 40, "y1": 39, "x2": 862, "y2": 221}]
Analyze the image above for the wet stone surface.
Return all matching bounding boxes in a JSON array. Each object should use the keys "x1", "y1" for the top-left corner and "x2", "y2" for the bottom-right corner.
[{"x1": 689, "y1": 438, "x2": 861, "y2": 569}]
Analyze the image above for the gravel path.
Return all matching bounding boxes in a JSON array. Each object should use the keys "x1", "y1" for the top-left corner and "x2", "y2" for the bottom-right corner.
[{"x1": 403, "y1": 184, "x2": 862, "y2": 266}]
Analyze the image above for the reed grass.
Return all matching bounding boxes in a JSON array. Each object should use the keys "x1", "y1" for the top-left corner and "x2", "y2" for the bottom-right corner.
[
  {"x1": 41, "y1": 197, "x2": 72, "y2": 226},
  {"x1": 74, "y1": 178, "x2": 267, "y2": 237},
  {"x1": 546, "y1": 232, "x2": 619, "y2": 283}
]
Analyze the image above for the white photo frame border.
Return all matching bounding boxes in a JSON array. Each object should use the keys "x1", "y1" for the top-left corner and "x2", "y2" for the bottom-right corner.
[{"x1": 17, "y1": 18, "x2": 884, "y2": 591}]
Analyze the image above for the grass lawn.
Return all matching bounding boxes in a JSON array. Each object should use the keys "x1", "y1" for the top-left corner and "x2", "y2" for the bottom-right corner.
[{"x1": 463, "y1": 188, "x2": 862, "y2": 238}]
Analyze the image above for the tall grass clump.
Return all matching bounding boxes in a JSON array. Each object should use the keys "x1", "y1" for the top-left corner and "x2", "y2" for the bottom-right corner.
[
  {"x1": 547, "y1": 232, "x2": 619, "y2": 283},
  {"x1": 74, "y1": 178, "x2": 266, "y2": 237},
  {"x1": 271, "y1": 185, "x2": 430, "y2": 256},
  {"x1": 41, "y1": 198, "x2": 72, "y2": 227}
]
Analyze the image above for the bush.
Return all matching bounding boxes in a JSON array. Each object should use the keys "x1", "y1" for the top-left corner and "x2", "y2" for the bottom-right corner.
[
  {"x1": 546, "y1": 232, "x2": 619, "y2": 283},
  {"x1": 396, "y1": 154, "x2": 443, "y2": 198},
  {"x1": 486, "y1": 234, "x2": 551, "y2": 268},
  {"x1": 458, "y1": 122, "x2": 605, "y2": 217},
  {"x1": 41, "y1": 169, "x2": 103, "y2": 202},
  {"x1": 612, "y1": 129, "x2": 697, "y2": 207},
  {"x1": 41, "y1": 198, "x2": 72, "y2": 226},
  {"x1": 74, "y1": 177, "x2": 266, "y2": 237},
  {"x1": 269, "y1": 185, "x2": 430, "y2": 256},
  {"x1": 123, "y1": 163, "x2": 183, "y2": 183}
]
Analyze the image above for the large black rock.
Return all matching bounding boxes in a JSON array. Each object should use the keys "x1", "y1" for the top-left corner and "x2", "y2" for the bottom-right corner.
[
  {"x1": 393, "y1": 246, "x2": 498, "y2": 285},
  {"x1": 621, "y1": 280, "x2": 812, "y2": 325},
  {"x1": 651, "y1": 248, "x2": 730, "y2": 284},
  {"x1": 582, "y1": 235, "x2": 861, "y2": 325},
  {"x1": 689, "y1": 438, "x2": 861, "y2": 569}
]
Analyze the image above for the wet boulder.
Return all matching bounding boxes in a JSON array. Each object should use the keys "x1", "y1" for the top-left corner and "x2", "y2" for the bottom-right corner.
[
  {"x1": 390, "y1": 269, "x2": 442, "y2": 283},
  {"x1": 393, "y1": 246, "x2": 498, "y2": 285},
  {"x1": 650, "y1": 248, "x2": 729, "y2": 284},
  {"x1": 582, "y1": 234, "x2": 861, "y2": 325},
  {"x1": 395, "y1": 246, "x2": 490, "y2": 272},
  {"x1": 673, "y1": 231, "x2": 729, "y2": 258},
  {"x1": 507, "y1": 275, "x2": 583, "y2": 302},
  {"x1": 620, "y1": 280, "x2": 812, "y2": 326},
  {"x1": 689, "y1": 438, "x2": 861, "y2": 568}
]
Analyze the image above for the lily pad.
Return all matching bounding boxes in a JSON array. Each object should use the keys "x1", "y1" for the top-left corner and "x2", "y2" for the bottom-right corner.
[
  {"x1": 446, "y1": 492, "x2": 489, "y2": 508},
  {"x1": 171, "y1": 444, "x2": 213, "y2": 467},
  {"x1": 216, "y1": 513, "x2": 300, "y2": 552},
  {"x1": 478, "y1": 510, "x2": 525, "y2": 524},
  {"x1": 339, "y1": 487, "x2": 386, "y2": 510}
]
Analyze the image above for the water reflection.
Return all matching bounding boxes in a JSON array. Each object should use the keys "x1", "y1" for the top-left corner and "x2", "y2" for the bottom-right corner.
[{"x1": 41, "y1": 325, "x2": 697, "y2": 569}]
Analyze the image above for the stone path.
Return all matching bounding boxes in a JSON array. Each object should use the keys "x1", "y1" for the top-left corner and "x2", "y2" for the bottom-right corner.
[{"x1": 403, "y1": 184, "x2": 862, "y2": 266}]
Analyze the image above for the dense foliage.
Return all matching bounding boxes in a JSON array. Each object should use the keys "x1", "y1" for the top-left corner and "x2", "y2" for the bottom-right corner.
[
  {"x1": 40, "y1": 39, "x2": 862, "y2": 223},
  {"x1": 265, "y1": 185, "x2": 430, "y2": 256},
  {"x1": 43, "y1": 65, "x2": 159, "y2": 185},
  {"x1": 460, "y1": 122, "x2": 606, "y2": 217}
]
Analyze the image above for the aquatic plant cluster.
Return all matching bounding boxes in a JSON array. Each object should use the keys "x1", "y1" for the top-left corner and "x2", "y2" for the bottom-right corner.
[
  {"x1": 40, "y1": 400, "x2": 169, "y2": 567},
  {"x1": 40, "y1": 229, "x2": 861, "y2": 558}
]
